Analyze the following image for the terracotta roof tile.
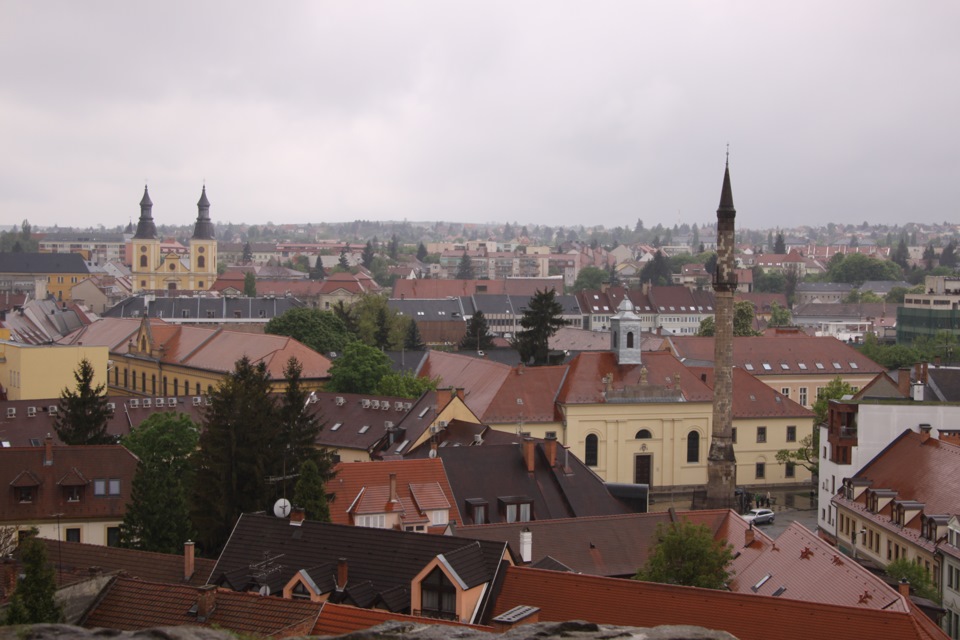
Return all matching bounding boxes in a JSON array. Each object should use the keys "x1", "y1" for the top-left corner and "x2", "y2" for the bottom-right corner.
[
  {"x1": 557, "y1": 351, "x2": 713, "y2": 405},
  {"x1": 691, "y1": 366, "x2": 814, "y2": 418},
  {"x1": 82, "y1": 577, "x2": 321, "y2": 637},
  {"x1": 493, "y1": 566, "x2": 948, "y2": 640}
]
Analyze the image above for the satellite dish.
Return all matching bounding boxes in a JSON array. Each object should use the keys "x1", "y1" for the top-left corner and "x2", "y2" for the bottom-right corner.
[
  {"x1": 273, "y1": 498, "x2": 291, "y2": 518},
  {"x1": 258, "y1": 585, "x2": 271, "y2": 596}
]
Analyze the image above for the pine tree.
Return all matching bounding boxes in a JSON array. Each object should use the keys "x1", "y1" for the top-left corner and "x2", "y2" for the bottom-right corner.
[
  {"x1": 362, "y1": 241, "x2": 375, "y2": 269},
  {"x1": 243, "y1": 271, "x2": 257, "y2": 297},
  {"x1": 405, "y1": 319, "x2": 426, "y2": 350},
  {"x1": 276, "y1": 357, "x2": 334, "y2": 495},
  {"x1": 292, "y1": 459, "x2": 330, "y2": 523},
  {"x1": 388, "y1": 235, "x2": 400, "y2": 260},
  {"x1": 940, "y1": 240, "x2": 957, "y2": 267},
  {"x1": 338, "y1": 247, "x2": 351, "y2": 270},
  {"x1": 5, "y1": 534, "x2": 63, "y2": 624},
  {"x1": 120, "y1": 413, "x2": 199, "y2": 553},
  {"x1": 774, "y1": 232, "x2": 786, "y2": 254},
  {"x1": 456, "y1": 251, "x2": 475, "y2": 279},
  {"x1": 513, "y1": 289, "x2": 566, "y2": 365},
  {"x1": 459, "y1": 310, "x2": 495, "y2": 351},
  {"x1": 190, "y1": 357, "x2": 278, "y2": 555},
  {"x1": 416, "y1": 242, "x2": 428, "y2": 261},
  {"x1": 241, "y1": 241, "x2": 253, "y2": 263},
  {"x1": 309, "y1": 259, "x2": 326, "y2": 280},
  {"x1": 54, "y1": 358, "x2": 113, "y2": 445}
]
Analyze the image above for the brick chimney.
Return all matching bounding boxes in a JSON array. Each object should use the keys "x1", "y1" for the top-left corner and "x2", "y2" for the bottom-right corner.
[
  {"x1": 183, "y1": 540, "x2": 195, "y2": 582},
  {"x1": 290, "y1": 507, "x2": 306, "y2": 526},
  {"x1": 2, "y1": 558, "x2": 17, "y2": 599},
  {"x1": 898, "y1": 579, "x2": 911, "y2": 597},
  {"x1": 336, "y1": 558, "x2": 348, "y2": 591},
  {"x1": 744, "y1": 524, "x2": 755, "y2": 548},
  {"x1": 388, "y1": 473, "x2": 398, "y2": 503},
  {"x1": 544, "y1": 432, "x2": 558, "y2": 467},
  {"x1": 522, "y1": 438, "x2": 536, "y2": 473},
  {"x1": 898, "y1": 367, "x2": 911, "y2": 397},
  {"x1": 455, "y1": 387, "x2": 465, "y2": 401},
  {"x1": 196, "y1": 585, "x2": 217, "y2": 620},
  {"x1": 44, "y1": 434, "x2": 54, "y2": 467},
  {"x1": 436, "y1": 388, "x2": 453, "y2": 411},
  {"x1": 919, "y1": 424, "x2": 932, "y2": 444}
]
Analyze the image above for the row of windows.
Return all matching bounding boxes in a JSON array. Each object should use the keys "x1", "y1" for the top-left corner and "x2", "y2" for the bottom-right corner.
[
  {"x1": 731, "y1": 425, "x2": 797, "y2": 444},
  {"x1": 114, "y1": 367, "x2": 211, "y2": 397},
  {"x1": 16, "y1": 478, "x2": 120, "y2": 504},
  {"x1": 138, "y1": 255, "x2": 207, "y2": 269},
  {"x1": 48, "y1": 276, "x2": 80, "y2": 284}
]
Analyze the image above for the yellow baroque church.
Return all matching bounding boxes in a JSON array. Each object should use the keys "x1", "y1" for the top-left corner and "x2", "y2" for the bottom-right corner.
[{"x1": 130, "y1": 186, "x2": 218, "y2": 293}]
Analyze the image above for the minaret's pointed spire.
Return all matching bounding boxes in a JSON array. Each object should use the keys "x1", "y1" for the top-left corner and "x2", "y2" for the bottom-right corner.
[
  {"x1": 718, "y1": 150, "x2": 736, "y2": 217},
  {"x1": 192, "y1": 185, "x2": 216, "y2": 240},
  {"x1": 133, "y1": 185, "x2": 157, "y2": 240}
]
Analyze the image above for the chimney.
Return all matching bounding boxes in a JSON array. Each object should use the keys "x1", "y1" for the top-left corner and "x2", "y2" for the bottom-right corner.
[
  {"x1": 336, "y1": 558, "x2": 348, "y2": 591},
  {"x1": 922, "y1": 362, "x2": 929, "y2": 383},
  {"x1": 184, "y1": 541, "x2": 195, "y2": 582},
  {"x1": 290, "y1": 507, "x2": 306, "y2": 525},
  {"x1": 456, "y1": 387, "x2": 465, "y2": 401},
  {"x1": 43, "y1": 434, "x2": 54, "y2": 466},
  {"x1": 519, "y1": 528, "x2": 532, "y2": 563},
  {"x1": 389, "y1": 473, "x2": 398, "y2": 503},
  {"x1": 436, "y1": 388, "x2": 452, "y2": 411},
  {"x1": 919, "y1": 424, "x2": 932, "y2": 444},
  {"x1": 745, "y1": 524, "x2": 755, "y2": 548},
  {"x1": 196, "y1": 585, "x2": 217, "y2": 620},
  {"x1": 897, "y1": 367, "x2": 911, "y2": 397},
  {"x1": 522, "y1": 438, "x2": 535, "y2": 473},
  {"x1": 544, "y1": 432, "x2": 558, "y2": 467},
  {"x1": 898, "y1": 579, "x2": 911, "y2": 597}
]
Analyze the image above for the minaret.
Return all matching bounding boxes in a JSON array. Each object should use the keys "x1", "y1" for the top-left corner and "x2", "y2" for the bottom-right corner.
[{"x1": 705, "y1": 156, "x2": 738, "y2": 509}]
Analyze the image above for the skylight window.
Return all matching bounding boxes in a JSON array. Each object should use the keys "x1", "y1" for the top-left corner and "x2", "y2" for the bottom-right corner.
[
  {"x1": 798, "y1": 363, "x2": 807, "y2": 370},
  {"x1": 780, "y1": 363, "x2": 790, "y2": 370},
  {"x1": 762, "y1": 363, "x2": 772, "y2": 371},
  {"x1": 815, "y1": 362, "x2": 825, "y2": 370},
  {"x1": 358, "y1": 425, "x2": 370, "y2": 434},
  {"x1": 849, "y1": 362, "x2": 859, "y2": 369},
  {"x1": 331, "y1": 422, "x2": 342, "y2": 431},
  {"x1": 744, "y1": 363, "x2": 754, "y2": 371},
  {"x1": 832, "y1": 362, "x2": 842, "y2": 369}
]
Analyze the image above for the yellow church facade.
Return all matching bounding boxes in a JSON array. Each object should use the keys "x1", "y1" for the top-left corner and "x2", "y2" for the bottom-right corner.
[{"x1": 130, "y1": 186, "x2": 218, "y2": 293}]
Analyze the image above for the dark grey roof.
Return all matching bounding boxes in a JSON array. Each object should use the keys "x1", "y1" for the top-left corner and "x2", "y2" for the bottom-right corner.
[
  {"x1": 192, "y1": 186, "x2": 216, "y2": 240},
  {"x1": 442, "y1": 541, "x2": 492, "y2": 589},
  {"x1": 388, "y1": 297, "x2": 466, "y2": 321},
  {"x1": 795, "y1": 283, "x2": 855, "y2": 292},
  {"x1": 104, "y1": 295, "x2": 305, "y2": 320},
  {"x1": 0, "y1": 252, "x2": 90, "y2": 275},
  {"x1": 860, "y1": 280, "x2": 912, "y2": 294},
  {"x1": 133, "y1": 186, "x2": 157, "y2": 240},
  {"x1": 210, "y1": 513, "x2": 511, "y2": 614},
  {"x1": 926, "y1": 367, "x2": 960, "y2": 402}
]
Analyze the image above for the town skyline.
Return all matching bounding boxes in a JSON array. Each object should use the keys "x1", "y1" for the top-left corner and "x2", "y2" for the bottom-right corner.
[{"x1": 3, "y1": 2, "x2": 958, "y2": 230}]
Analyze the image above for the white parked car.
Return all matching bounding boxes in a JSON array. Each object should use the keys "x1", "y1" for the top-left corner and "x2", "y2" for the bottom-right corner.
[{"x1": 741, "y1": 508, "x2": 775, "y2": 525}]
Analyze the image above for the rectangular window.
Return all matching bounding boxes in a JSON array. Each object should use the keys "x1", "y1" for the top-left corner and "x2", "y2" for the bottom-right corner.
[
  {"x1": 785, "y1": 462, "x2": 795, "y2": 478},
  {"x1": 65, "y1": 528, "x2": 80, "y2": 543},
  {"x1": 732, "y1": 427, "x2": 737, "y2": 444},
  {"x1": 755, "y1": 462, "x2": 766, "y2": 479},
  {"x1": 781, "y1": 387, "x2": 790, "y2": 398},
  {"x1": 17, "y1": 487, "x2": 35, "y2": 503},
  {"x1": 799, "y1": 387, "x2": 808, "y2": 406},
  {"x1": 94, "y1": 479, "x2": 106, "y2": 496},
  {"x1": 107, "y1": 527, "x2": 120, "y2": 547},
  {"x1": 786, "y1": 426, "x2": 797, "y2": 442},
  {"x1": 757, "y1": 426, "x2": 767, "y2": 443},
  {"x1": 355, "y1": 514, "x2": 386, "y2": 528},
  {"x1": 108, "y1": 479, "x2": 121, "y2": 496}
]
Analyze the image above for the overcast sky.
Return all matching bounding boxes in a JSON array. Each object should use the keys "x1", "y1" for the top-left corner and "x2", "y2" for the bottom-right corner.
[{"x1": 2, "y1": 1, "x2": 958, "y2": 232}]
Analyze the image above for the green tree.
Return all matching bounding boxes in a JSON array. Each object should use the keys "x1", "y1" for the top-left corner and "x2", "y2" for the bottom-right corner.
[
  {"x1": 120, "y1": 413, "x2": 199, "y2": 553},
  {"x1": 352, "y1": 294, "x2": 404, "y2": 349},
  {"x1": 634, "y1": 520, "x2": 733, "y2": 590},
  {"x1": 890, "y1": 238, "x2": 910, "y2": 269},
  {"x1": 571, "y1": 266, "x2": 608, "y2": 292},
  {"x1": 774, "y1": 232, "x2": 786, "y2": 255},
  {"x1": 459, "y1": 310, "x2": 495, "y2": 351},
  {"x1": 696, "y1": 316, "x2": 716, "y2": 336},
  {"x1": 275, "y1": 357, "x2": 334, "y2": 498},
  {"x1": 243, "y1": 271, "x2": 257, "y2": 297},
  {"x1": 388, "y1": 234, "x2": 400, "y2": 260},
  {"x1": 776, "y1": 434, "x2": 818, "y2": 477},
  {"x1": 338, "y1": 247, "x2": 351, "y2": 270},
  {"x1": 513, "y1": 289, "x2": 566, "y2": 365},
  {"x1": 362, "y1": 240, "x2": 375, "y2": 269},
  {"x1": 5, "y1": 533, "x2": 63, "y2": 624},
  {"x1": 885, "y1": 558, "x2": 940, "y2": 603},
  {"x1": 376, "y1": 371, "x2": 439, "y2": 399},
  {"x1": 292, "y1": 459, "x2": 330, "y2": 522},
  {"x1": 265, "y1": 307, "x2": 352, "y2": 356},
  {"x1": 456, "y1": 251, "x2": 475, "y2": 280},
  {"x1": 813, "y1": 376, "x2": 854, "y2": 426},
  {"x1": 769, "y1": 301, "x2": 791, "y2": 327},
  {"x1": 327, "y1": 341, "x2": 392, "y2": 394},
  {"x1": 309, "y1": 259, "x2": 326, "y2": 281},
  {"x1": 241, "y1": 242, "x2": 253, "y2": 263},
  {"x1": 940, "y1": 240, "x2": 957, "y2": 268},
  {"x1": 416, "y1": 242, "x2": 428, "y2": 261},
  {"x1": 404, "y1": 318, "x2": 426, "y2": 350},
  {"x1": 54, "y1": 358, "x2": 114, "y2": 445},
  {"x1": 190, "y1": 357, "x2": 278, "y2": 554},
  {"x1": 828, "y1": 253, "x2": 902, "y2": 285},
  {"x1": 734, "y1": 301, "x2": 762, "y2": 336},
  {"x1": 640, "y1": 251, "x2": 672, "y2": 286}
]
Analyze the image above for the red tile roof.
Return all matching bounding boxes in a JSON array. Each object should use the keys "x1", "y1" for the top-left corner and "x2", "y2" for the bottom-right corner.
[
  {"x1": 37, "y1": 538, "x2": 215, "y2": 586},
  {"x1": 82, "y1": 577, "x2": 322, "y2": 637},
  {"x1": 329, "y1": 459, "x2": 463, "y2": 527},
  {"x1": 493, "y1": 566, "x2": 948, "y2": 640},
  {"x1": 417, "y1": 351, "x2": 513, "y2": 418},
  {"x1": 669, "y1": 335, "x2": 885, "y2": 376},
  {"x1": 392, "y1": 278, "x2": 561, "y2": 299},
  {"x1": 557, "y1": 351, "x2": 714, "y2": 405},
  {"x1": 59, "y1": 317, "x2": 331, "y2": 380},
  {"x1": 691, "y1": 367, "x2": 814, "y2": 419},
  {"x1": 311, "y1": 602, "x2": 490, "y2": 635},
  {"x1": 0, "y1": 443, "x2": 139, "y2": 524}
]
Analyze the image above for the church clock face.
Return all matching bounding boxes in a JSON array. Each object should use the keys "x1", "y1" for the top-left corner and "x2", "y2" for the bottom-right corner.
[
  {"x1": 140, "y1": 246, "x2": 147, "y2": 253},
  {"x1": 198, "y1": 246, "x2": 205, "y2": 253}
]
